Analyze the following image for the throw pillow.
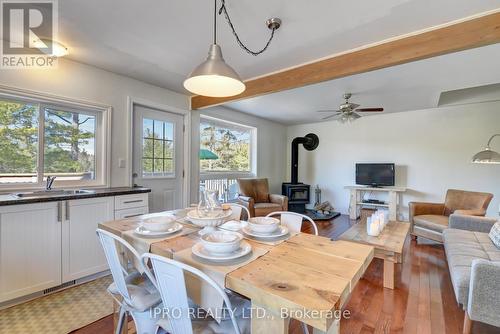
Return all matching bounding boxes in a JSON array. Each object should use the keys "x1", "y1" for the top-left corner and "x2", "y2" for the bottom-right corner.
[{"x1": 489, "y1": 221, "x2": 500, "y2": 249}]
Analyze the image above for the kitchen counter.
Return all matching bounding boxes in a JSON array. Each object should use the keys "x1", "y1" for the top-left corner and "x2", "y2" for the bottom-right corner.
[{"x1": 0, "y1": 187, "x2": 151, "y2": 206}]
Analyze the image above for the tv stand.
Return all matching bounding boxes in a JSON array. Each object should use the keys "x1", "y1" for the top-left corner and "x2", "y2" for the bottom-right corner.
[{"x1": 345, "y1": 185, "x2": 406, "y2": 221}]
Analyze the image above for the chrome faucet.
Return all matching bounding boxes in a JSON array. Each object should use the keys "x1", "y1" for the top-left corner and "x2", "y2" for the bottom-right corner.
[{"x1": 46, "y1": 176, "x2": 56, "y2": 190}]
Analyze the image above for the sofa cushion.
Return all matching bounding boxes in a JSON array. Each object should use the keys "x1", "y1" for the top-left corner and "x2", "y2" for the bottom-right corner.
[
  {"x1": 443, "y1": 228, "x2": 500, "y2": 307},
  {"x1": 413, "y1": 215, "x2": 449, "y2": 232},
  {"x1": 488, "y1": 222, "x2": 500, "y2": 249}
]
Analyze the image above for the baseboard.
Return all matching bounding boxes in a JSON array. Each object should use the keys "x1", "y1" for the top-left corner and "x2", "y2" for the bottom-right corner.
[{"x1": 0, "y1": 270, "x2": 110, "y2": 310}]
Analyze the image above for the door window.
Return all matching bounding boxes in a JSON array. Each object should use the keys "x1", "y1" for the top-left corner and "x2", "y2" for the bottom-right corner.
[{"x1": 141, "y1": 117, "x2": 175, "y2": 178}]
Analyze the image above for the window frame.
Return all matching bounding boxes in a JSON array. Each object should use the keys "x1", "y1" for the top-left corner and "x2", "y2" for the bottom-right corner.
[
  {"x1": 199, "y1": 115, "x2": 257, "y2": 180},
  {"x1": 139, "y1": 114, "x2": 177, "y2": 179},
  {"x1": 0, "y1": 86, "x2": 111, "y2": 190}
]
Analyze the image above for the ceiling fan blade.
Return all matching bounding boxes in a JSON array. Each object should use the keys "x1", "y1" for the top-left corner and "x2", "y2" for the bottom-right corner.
[
  {"x1": 316, "y1": 110, "x2": 341, "y2": 113},
  {"x1": 348, "y1": 103, "x2": 360, "y2": 109},
  {"x1": 355, "y1": 108, "x2": 384, "y2": 112},
  {"x1": 322, "y1": 114, "x2": 342, "y2": 120}
]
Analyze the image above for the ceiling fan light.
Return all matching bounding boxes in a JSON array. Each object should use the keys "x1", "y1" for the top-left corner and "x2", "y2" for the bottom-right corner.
[{"x1": 184, "y1": 44, "x2": 245, "y2": 97}]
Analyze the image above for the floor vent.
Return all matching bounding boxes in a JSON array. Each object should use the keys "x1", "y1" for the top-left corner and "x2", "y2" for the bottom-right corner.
[{"x1": 43, "y1": 280, "x2": 76, "y2": 294}]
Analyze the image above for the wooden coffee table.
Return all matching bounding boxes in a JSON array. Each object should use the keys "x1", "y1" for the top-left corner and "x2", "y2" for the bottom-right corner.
[{"x1": 339, "y1": 220, "x2": 410, "y2": 289}]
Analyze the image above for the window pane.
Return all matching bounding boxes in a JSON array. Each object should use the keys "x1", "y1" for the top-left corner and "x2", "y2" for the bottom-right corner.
[
  {"x1": 153, "y1": 159, "x2": 163, "y2": 173},
  {"x1": 200, "y1": 119, "x2": 252, "y2": 173},
  {"x1": 44, "y1": 107, "x2": 96, "y2": 181},
  {"x1": 143, "y1": 138, "x2": 154, "y2": 158},
  {"x1": 142, "y1": 158, "x2": 153, "y2": 174},
  {"x1": 143, "y1": 118, "x2": 153, "y2": 138},
  {"x1": 164, "y1": 141, "x2": 173, "y2": 158},
  {"x1": 153, "y1": 139, "x2": 164, "y2": 159},
  {"x1": 165, "y1": 123, "x2": 173, "y2": 140},
  {"x1": 153, "y1": 120, "x2": 163, "y2": 139},
  {"x1": 0, "y1": 99, "x2": 39, "y2": 184},
  {"x1": 164, "y1": 159, "x2": 173, "y2": 173}
]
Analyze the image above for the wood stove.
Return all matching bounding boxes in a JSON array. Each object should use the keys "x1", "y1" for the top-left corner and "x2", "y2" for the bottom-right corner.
[{"x1": 282, "y1": 133, "x2": 319, "y2": 213}]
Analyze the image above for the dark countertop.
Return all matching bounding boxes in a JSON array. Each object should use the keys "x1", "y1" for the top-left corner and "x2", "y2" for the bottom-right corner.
[{"x1": 0, "y1": 187, "x2": 151, "y2": 206}]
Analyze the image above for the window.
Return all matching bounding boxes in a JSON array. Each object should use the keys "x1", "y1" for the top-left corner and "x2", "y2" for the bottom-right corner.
[
  {"x1": 141, "y1": 118, "x2": 175, "y2": 177},
  {"x1": 199, "y1": 116, "x2": 255, "y2": 174},
  {"x1": 0, "y1": 92, "x2": 109, "y2": 188},
  {"x1": 199, "y1": 116, "x2": 256, "y2": 202}
]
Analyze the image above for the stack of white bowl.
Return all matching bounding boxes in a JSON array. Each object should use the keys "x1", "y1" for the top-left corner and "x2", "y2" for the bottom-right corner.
[
  {"x1": 246, "y1": 217, "x2": 280, "y2": 235},
  {"x1": 200, "y1": 231, "x2": 243, "y2": 255},
  {"x1": 142, "y1": 215, "x2": 177, "y2": 232}
]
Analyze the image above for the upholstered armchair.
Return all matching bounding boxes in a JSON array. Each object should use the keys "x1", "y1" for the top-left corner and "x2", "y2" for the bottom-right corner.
[
  {"x1": 237, "y1": 178, "x2": 288, "y2": 217},
  {"x1": 409, "y1": 189, "x2": 493, "y2": 242}
]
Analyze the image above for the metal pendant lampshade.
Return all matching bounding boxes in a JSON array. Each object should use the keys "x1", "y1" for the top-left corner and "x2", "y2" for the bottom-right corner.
[
  {"x1": 184, "y1": 44, "x2": 245, "y2": 97},
  {"x1": 472, "y1": 134, "x2": 500, "y2": 164}
]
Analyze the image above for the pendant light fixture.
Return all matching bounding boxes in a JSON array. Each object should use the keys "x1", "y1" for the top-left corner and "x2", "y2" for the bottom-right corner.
[
  {"x1": 184, "y1": 0, "x2": 281, "y2": 97},
  {"x1": 472, "y1": 134, "x2": 500, "y2": 164}
]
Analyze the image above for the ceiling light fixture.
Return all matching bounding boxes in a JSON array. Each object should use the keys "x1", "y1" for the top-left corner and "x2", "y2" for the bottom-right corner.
[
  {"x1": 472, "y1": 134, "x2": 500, "y2": 164},
  {"x1": 33, "y1": 39, "x2": 69, "y2": 57},
  {"x1": 184, "y1": 0, "x2": 281, "y2": 97}
]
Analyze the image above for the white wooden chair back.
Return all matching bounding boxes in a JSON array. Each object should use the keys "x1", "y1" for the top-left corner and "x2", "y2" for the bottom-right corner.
[
  {"x1": 266, "y1": 211, "x2": 318, "y2": 235},
  {"x1": 228, "y1": 203, "x2": 250, "y2": 221},
  {"x1": 96, "y1": 229, "x2": 157, "y2": 304},
  {"x1": 142, "y1": 253, "x2": 241, "y2": 334}
]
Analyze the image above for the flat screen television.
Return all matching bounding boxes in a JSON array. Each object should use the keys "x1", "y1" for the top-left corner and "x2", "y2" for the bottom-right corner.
[{"x1": 356, "y1": 163, "x2": 395, "y2": 187}]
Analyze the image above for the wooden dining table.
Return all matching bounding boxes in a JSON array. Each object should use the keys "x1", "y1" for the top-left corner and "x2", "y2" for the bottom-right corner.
[{"x1": 99, "y1": 212, "x2": 374, "y2": 334}]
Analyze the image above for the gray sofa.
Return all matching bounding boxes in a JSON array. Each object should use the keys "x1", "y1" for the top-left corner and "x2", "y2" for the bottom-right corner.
[{"x1": 443, "y1": 214, "x2": 500, "y2": 333}]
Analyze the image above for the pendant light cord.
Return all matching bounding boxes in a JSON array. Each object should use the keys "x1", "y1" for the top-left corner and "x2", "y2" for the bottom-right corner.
[
  {"x1": 218, "y1": 0, "x2": 277, "y2": 56},
  {"x1": 213, "y1": 0, "x2": 217, "y2": 44}
]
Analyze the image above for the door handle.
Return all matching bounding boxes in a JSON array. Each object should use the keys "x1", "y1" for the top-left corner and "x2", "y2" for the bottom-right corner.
[
  {"x1": 65, "y1": 201, "x2": 70, "y2": 221},
  {"x1": 123, "y1": 199, "x2": 143, "y2": 204},
  {"x1": 57, "y1": 202, "x2": 62, "y2": 222}
]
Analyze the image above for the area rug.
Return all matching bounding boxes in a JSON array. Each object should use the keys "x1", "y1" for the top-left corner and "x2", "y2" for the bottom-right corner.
[{"x1": 0, "y1": 276, "x2": 113, "y2": 334}]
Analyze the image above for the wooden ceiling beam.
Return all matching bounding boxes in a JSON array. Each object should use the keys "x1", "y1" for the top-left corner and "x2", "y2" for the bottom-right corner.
[{"x1": 190, "y1": 11, "x2": 500, "y2": 110}]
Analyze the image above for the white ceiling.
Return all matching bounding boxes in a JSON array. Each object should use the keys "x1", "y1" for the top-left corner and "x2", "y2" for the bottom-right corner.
[
  {"x1": 227, "y1": 43, "x2": 500, "y2": 124},
  {"x1": 58, "y1": 1, "x2": 500, "y2": 123},
  {"x1": 59, "y1": 1, "x2": 500, "y2": 91}
]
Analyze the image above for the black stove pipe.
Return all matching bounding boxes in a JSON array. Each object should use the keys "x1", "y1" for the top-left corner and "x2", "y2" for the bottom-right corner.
[{"x1": 290, "y1": 133, "x2": 319, "y2": 184}]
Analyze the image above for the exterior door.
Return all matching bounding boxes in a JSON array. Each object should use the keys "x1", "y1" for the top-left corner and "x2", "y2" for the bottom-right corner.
[{"x1": 133, "y1": 104, "x2": 184, "y2": 212}]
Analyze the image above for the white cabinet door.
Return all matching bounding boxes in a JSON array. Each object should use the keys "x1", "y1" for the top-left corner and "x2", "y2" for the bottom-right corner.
[
  {"x1": 62, "y1": 197, "x2": 114, "y2": 282},
  {"x1": 0, "y1": 202, "x2": 61, "y2": 302}
]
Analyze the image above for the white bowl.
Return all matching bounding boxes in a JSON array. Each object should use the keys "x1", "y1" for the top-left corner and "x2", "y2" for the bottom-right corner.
[
  {"x1": 200, "y1": 231, "x2": 242, "y2": 254},
  {"x1": 247, "y1": 217, "x2": 280, "y2": 234},
  {"x1": 187, "y1": 209, "x2": 233, "y2": 235},
  {"x1": 142, "y1": 215, "x2": 176, "y2": 232}
]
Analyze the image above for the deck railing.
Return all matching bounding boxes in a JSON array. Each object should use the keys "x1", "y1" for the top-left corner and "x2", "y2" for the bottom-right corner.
[{"x1": 199, "y1": 175, "x2": 243, "y2": 202}]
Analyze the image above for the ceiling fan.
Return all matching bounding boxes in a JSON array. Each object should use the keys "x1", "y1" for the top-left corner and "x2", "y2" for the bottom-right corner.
[{"x1": 316, "y1": 93, "x2": 384, "y2": 123}]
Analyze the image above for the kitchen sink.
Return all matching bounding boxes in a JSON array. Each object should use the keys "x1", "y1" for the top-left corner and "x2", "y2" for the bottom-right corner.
[{"x1": 12, "y1": 189, "x2": 96, "y2": 198}]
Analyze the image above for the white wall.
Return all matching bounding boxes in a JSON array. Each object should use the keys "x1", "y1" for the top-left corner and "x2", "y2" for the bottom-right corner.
[
  {"x1": 286, "y1": 101, "x2": 500, "y2": 218},
  {"x1": 0, "y1": 58, "x2": 287, "y2": 202},
  {"x1": 190, "y1": 106, "x2": 287, "y2": 203},
  {"x1": 0, "y1": 59, "x2": 188, "y2": 188}
]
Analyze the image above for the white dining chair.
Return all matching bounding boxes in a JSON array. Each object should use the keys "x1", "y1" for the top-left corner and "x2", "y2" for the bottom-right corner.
[
  {"x1": 96, "y1": 229, "x2": 162, "y2": 334},
  {"x1": 142, "y1": 253, "x2": 251, "y2": 334},
  {"x1": 227, "y1": 202, "x2": 251, "y2": 221},
  {"x1": 266, "y1": 211, "x2": 319, "y2": 235}
]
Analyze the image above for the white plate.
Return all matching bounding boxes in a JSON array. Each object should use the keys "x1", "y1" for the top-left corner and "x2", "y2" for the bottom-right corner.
[
  {"x1": 220, "y1": 220, "x2": 247, "y2": 231},
  {"x1": 134, "y1": 222, "x2": 183, "y2": 237},
  {"x1": 192, "y1": 241, "x2": 252, "y2": 262},
  {"x1": 241, "y1": 225, "x2": 289, "y2": 239}
]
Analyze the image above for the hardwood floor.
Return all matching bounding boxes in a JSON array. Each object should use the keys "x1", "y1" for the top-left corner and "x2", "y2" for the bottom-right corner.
[{"x1": 73, "y1": 215, "x2": 498, "y2": 334}]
